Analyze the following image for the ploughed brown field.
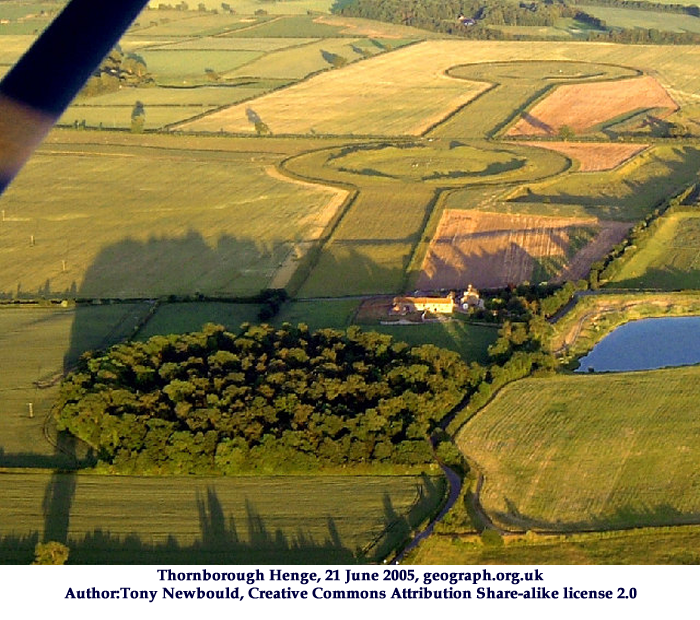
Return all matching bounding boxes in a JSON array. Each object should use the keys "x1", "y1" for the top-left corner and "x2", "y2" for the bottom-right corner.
[
  {"x1": 519, "y1": 141, "x2": 648, "y2": 172},
  {"x1": 418, "y1": 210, "x2": 630, "y2": 289},
  {"x1": 508, "y1": 75, "x2": 678, "y2": 137}
]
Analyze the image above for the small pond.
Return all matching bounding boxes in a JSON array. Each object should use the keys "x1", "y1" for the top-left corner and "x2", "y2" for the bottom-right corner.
[{"x1": 575, "y1": 316, "x2": 700, "y2": 373}]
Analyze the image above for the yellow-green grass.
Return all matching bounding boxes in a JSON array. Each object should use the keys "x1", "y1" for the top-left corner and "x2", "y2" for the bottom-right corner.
[
  {"x1": 611, "y1": 213, "x2": 700, "y2": 290},
  {"x1": 58, "y1": 105, "x2": 220, "y2": 130},
  {"x1": 0, "y1": 2, "x2": 57, "y2": 20},
  {"x1": 323, "y1": 141, "x2": 569, "y2": 187},
  {"x1": 0, "y1": 136, "x2": 343, "y2": 298},
  {"x1": 458, "y1": 367, "x2": 700, "y2": 531},
  {"x1": 151, "y1": 36, "x2": 320, "y2": 51},
  {"x1": 0, "y1": 304, "x2": 151, "y2": 462},
  {"x1": 180, "y1": 42, "x2": 489, "y2": 135},
  {"x1": 368, "y1": 322, "x2": 499, "y2": 365},
  {"x1": 0, "y1": 17, "x2": 50, "y2": 34},
  {"x1": 578, "y1": 5, "x2": 700, "y2": 33},
  {"x1": 224, "y1": 14, "x2": 345, "y2": 38},
  {"x1": 430, "y1": 60, "x2": 638, "y2": 140},
  {"x1": 406, "y1": 526, "x2": 700, "y2": 564},
  {"x1": 128, "y1": 12, "x2": 262, "y2": 37},
  {"x1": 135, "y1": 302, "x2": 261, "y2": 340},
  {"x1": 0, "y1": 34, "x2": 35, "y2": 64},
  {"x1": 273, "y1": 299, "x2": 361, "y2": 331},
  {"x1": 220, "y1": 37, "x2": 384, "y2": 82},
  {"x1": 508, "y1": 145, "x2": 700, "y2": 221},
  {"x1": 139, "y1": 49, "x2": 264, "y2": 81},
  {"x1": 147, "y1": 0, "x2": 337, "y2": 14},
  {"x1": 75, "y1": 83, "x2": 275, "y2": 107},
  {"x1": 0, "y1": 472, "x2": 445, "y2": 564}
]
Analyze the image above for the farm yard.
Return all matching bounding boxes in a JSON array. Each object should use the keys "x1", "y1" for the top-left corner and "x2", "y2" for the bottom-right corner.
[{"x1": 2, "y1": 0, "x2": 700, "y2": 567}]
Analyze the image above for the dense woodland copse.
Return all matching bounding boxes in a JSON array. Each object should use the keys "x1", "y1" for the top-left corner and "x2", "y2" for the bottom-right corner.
[
  {"x1": 333, "y1": 0, "x2": 700, "y2": 44},
  {"x1": 55, "y1": 323, "x2": 484, "y2": 474}
]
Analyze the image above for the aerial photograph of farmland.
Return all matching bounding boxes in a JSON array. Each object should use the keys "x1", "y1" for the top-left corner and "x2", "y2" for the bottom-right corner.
[{"x1": 1, "y1": 0, "x2": 700, "y2": 565}]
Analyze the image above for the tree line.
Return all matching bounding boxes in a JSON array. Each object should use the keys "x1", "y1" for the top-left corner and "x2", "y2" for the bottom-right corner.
[{"x1": 332, "y1": 0, "x2": 700, "y2": 44}]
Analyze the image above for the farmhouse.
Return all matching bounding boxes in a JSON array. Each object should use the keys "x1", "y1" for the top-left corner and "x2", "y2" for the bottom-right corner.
[{"x1": 392, "y1": 285, "x2": 483, "y2": 315}]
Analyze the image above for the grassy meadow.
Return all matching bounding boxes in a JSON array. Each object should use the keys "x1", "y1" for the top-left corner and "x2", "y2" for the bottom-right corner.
[
  {"x1": 458, "y1": 367, "x2": 700, "y2": 531},
  {"x1": 406, "y1": 526, "x2": 700, "y2": 564},
  {"x1": 0, "y1": 133, "x2": 346, "y2": 298},
  {"x1": 577, "y1": 5, "x2": 700, "y2": 33},
  {"x1": 0, "y1": 472, "x2": 445, "y2": 564},
  {"x1": 0, "y1": 303, "x2": 151, "y2": 463},
  {"x1": 610, "y1": 213, "x2": 700, "y2": 290}
]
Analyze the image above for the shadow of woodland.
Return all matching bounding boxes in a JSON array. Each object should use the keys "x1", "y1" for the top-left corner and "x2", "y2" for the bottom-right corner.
[
  {"x1": 0, "y1": 476, "x2": 446, "y2": 564},
  {"x1": 495, "y1": 496, "x2": 700, "y2": 533}
]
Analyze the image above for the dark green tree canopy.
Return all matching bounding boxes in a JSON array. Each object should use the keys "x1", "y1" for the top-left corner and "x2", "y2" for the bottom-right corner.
[{"x1": 55, "y1": 323, "x2": 483, "y2": 474}]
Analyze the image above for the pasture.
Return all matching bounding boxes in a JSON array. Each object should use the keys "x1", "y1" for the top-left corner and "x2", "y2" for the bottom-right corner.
[
  {"x1": 576, "y1": 5, "x2": 700, "y2": 34},
  {"x1": 458, "y1": 366, "x2": 700, "y2": 531},
  {"x1": 0, "y1": 133, "x2": 345, "y2": 298},
  {"x1": 611, "y1": 213, "x2": 700, "y2": 290},
  {"x1": 508, "y1": 145, "x2": 700, "y2": 221},
  {"x1": 0, "y1": 472, "x2": 445, "y2": 564},
  {"x1": 368, "y1": 321, "x2": 498, "y2": 365},
  {"x1": 406, "y1": 526, "x2": 700, "y2": 564},
  {"x1": 0, "y1": 303, "x2": 151, "y2": 464}
]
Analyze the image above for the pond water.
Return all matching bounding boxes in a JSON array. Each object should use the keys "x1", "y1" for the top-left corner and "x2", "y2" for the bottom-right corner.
[{"x1": 575, "y1": 316, "x2": 700, "y2": 373}]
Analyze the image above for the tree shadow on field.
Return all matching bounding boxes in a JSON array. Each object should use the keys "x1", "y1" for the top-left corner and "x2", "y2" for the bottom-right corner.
[
  {"x1": 507, "y1": 146, "x2": 700, "y2": 220},
  {"x1": 494, "y1": 496, "x2": 700, "y2": 533},
  {"x1": 0, "y1": 487, "x2": 358, "y2": 564}
]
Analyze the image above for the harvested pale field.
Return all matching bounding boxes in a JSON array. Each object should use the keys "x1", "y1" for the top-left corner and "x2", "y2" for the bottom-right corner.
[
  {"x1": 418, "y1": 210, "x2": 630, "y2": 289},
  {"x1": 176, "y1": 43, "x2": 491, "y2": 136},
  {"x1": 508, "y1": 75, "x2": 678, "y2": 137},
  {"x1": 519, "y1": 141, "x2": 648, "y2": 172}
]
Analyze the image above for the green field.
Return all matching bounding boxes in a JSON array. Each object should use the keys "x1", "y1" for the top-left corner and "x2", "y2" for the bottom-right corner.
[
  {"x1": 0, "y1": 304, "x2": 151, "y2": 463},
  {"x1": 135, "y1": 302, "x2": 261, "y2": 339},
  {"x1": 0, "y1": 133, "x2": 344, "y2": 298},
  {"x1": 611, "y1": 213, "x2": 700, "y2": 290},
  {"x1": 0, "y1": 472, "x2": 445, "y2": 563},
  {"x1": 406, "y1": 526, "x2": 700, "y2": 564},
  {"x1": 368, "y1": 321, "x2": 498, "y2": 365},
  {"x1": 508, "y1": 145, "x2": 700, "y2": 221},
  {"x1": 140, "y1": 49, "x2": 264, "y2": 82},
  {"x1": 458, "y1": 367, "x2": 700, "y2": 531},
  {"x1": 152, "y1": 36, "x2": 320, "y2": 51},
  {"x1": 578, "y1": 5, "x2": 700, "y2": 34},
  {"x1": 225, "y1": 14, "x2": 345, "y2": 38}
]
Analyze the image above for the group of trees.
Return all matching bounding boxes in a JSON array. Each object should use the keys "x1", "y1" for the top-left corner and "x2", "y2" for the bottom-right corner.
[
  {"x1": 333, "y1": 0, "x2": 700, "y2": 43},
  {"x1": 55, "y1": 323, "x2": 484, "y2": 474},
  {"x1": 80, "y1": 46, "x2": 153, "y2": 98}
]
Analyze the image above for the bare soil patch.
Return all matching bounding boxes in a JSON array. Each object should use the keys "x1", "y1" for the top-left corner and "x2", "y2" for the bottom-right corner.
[
  {"x1": 508, "y1": 76, "x2": 678, "y2": 137},
  {"x1": 418, "y1": 210, "x2": 631, "y2": 289},
  {"x1": 519, "y1": 141, "x2": 648, "y2": 172}
]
